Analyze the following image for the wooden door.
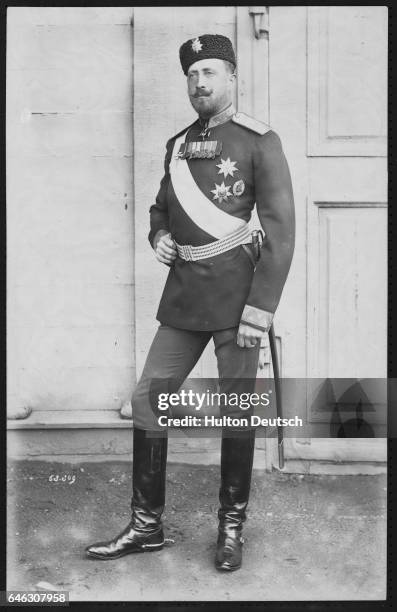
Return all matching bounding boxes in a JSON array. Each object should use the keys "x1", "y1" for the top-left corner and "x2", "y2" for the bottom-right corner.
[{"x1": 268, "y1": 6, "x2": 387, "y2": 465}]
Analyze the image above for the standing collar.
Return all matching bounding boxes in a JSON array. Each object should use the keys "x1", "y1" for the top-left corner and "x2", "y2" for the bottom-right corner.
[{"x1": 199, "y1": 104, "x2": 236, "y2": 130}]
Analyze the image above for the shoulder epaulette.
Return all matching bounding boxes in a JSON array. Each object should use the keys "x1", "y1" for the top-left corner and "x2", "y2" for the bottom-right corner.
[{"x1": 232, "y1": 112, "x2": 271, "y2": 135}]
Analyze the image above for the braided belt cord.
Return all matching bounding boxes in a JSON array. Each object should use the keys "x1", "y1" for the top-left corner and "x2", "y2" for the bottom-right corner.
[{"x1": 175, "y1": 225, "x2": 252, "y2": 262}]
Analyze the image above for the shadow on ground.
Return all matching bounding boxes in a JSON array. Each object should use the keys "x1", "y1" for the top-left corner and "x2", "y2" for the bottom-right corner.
[{"x1": 7, "y1": 460, "x2": 386, "y2": 602}]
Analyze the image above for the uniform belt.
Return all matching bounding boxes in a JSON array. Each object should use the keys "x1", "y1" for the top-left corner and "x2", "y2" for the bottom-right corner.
[{"x1": 175, "y1": 225, "x2": 252, "y2": 262}]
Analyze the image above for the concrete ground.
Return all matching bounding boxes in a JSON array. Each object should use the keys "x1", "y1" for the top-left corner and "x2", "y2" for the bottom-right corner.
[{"x1": 7, "y1": 460, "x2": 386, "y2": 602}]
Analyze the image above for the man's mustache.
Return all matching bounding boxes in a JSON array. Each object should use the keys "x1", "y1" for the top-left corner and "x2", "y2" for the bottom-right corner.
[{"x1": 192, "y1": 90, "x2": 211, "y2": 98}]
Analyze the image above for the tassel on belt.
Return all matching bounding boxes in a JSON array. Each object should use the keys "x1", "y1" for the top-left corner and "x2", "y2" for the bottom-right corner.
[{"x1": 175, "y1": 224, "x2": 252, "y2": 262}]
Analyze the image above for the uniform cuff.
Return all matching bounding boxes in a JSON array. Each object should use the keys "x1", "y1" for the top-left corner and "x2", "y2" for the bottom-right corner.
[{"x1": 240, "y1": 305, "x2": 274, "y2": 332}]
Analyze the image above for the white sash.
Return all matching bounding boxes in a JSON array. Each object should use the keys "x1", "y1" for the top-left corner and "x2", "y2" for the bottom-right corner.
[{"x1": 169, "y1": 133, "x2": 246, "y2": 239}]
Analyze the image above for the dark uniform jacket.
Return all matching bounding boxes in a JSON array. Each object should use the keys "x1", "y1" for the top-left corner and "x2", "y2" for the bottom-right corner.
[{"x1": 148, "y1": 106, "x2": 295, "y2": 332}]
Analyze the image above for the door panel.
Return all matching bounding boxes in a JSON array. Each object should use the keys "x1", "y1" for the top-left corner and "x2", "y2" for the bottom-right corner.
[
  {"x1": 308, "y1": 203, "x2": 387, "y2": 379},
  {"x1": 269, "y1": 6, "x2": 387, "y2": 462},
  {"x1": 307, "y1": 7, "x2": 387, "y2": 156}
]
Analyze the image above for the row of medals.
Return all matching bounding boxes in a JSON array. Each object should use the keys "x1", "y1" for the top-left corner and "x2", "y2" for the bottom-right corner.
[
  {"x1": 176, "y1": 127, "x2": 245, "y2": 200},
  {"x1": 177, "y1": 139, "x2": 222, "y2": 160},
  {"x1": 176, "y1": 124, "x2": 220, "y2": 160}
]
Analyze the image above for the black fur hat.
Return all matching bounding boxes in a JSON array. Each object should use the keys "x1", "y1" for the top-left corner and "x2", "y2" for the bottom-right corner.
[{"x1": 179, "y1": 34, "x2": 236, "y2": 75}]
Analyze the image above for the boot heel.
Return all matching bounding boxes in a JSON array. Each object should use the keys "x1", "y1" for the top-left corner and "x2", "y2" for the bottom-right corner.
[{"x1": 140, "y1": 542, "x2": 164, "y2": 552}]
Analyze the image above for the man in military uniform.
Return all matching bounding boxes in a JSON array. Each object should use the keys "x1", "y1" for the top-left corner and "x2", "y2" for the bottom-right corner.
[{"x1": 86, "y1": 34, "x2": 295, "y2": 571}]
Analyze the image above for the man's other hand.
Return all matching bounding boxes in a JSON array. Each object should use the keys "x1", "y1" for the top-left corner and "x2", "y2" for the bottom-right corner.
[
  {"x1": 154, "y1": 230, "x2": 177, "y2": 266},
  {"x1": 237, "y1": 323, "x2": 265, "y2": 348}
]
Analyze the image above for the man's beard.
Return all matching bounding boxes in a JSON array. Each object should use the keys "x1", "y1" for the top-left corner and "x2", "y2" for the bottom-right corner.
[
  {"x1": 189, "y1": 94, "x2": 231, "y2": 119},
  {"x1": 190, "y1": 94, "x2": 219, "y2": 119}
]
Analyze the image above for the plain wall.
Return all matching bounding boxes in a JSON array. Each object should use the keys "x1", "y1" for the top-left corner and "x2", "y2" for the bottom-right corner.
[{"x1": 7, "y1": 8, "x2": 135, "y2": 413}]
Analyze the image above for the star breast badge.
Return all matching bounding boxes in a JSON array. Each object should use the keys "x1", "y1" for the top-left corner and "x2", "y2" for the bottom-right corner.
[
  {"x1": 216, "y1": 157, "x2": 238, "y2": 179},
  {"x1": 211, "y1": 181, "x2": 232, "y2": 203},
  {"x1": 191, "y1": 37, "x2": 203, "y2": 53}
]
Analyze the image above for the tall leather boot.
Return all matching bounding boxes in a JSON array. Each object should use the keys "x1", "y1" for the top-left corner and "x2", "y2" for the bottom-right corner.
[
  {"x1": 215, "y1": 429, "x2": 255, "y2": 571},
  {"x1": 85, "y1": 427, "x2": 168, "y2": 560}
]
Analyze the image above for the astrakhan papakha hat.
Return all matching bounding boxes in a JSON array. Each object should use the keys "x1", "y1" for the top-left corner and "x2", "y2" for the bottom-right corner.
[{"x1": 179, "y1": 34, "x2": 236, "y2": 75}]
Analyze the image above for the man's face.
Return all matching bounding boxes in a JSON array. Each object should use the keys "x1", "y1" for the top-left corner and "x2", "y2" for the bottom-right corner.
[{"x1": 187, "y1": 58, "x2": 235, "y2": 119}]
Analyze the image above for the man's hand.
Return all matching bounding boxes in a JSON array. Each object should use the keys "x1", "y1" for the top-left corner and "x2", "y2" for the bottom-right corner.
[
  {"x1": 154, "y1": 230, "x2": 177, "y2": 266},
  {"x1": 237, "y1": 323, "x2": 265, "y2": 348}
]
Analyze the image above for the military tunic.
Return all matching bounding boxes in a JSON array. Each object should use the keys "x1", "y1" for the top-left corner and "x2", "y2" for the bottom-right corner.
[{"x1": 149, "y1": 106, "x2": 295, "y2": 333}]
